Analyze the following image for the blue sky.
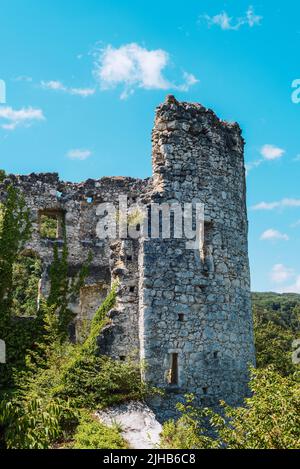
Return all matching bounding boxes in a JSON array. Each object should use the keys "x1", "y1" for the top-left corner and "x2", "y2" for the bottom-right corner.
[{"x1": 0, "y1": 0, "x2": 299, "y2": 292}]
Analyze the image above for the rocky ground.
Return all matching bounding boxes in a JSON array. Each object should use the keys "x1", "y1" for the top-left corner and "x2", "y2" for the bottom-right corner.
[{"x1": 96, "y1": 401, "x2": 162, "y2": 449}]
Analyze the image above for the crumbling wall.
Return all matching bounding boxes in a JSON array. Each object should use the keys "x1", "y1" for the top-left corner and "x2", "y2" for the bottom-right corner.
[{"x1": 0, "y1": 173, "x2": 150, "y2": 349}]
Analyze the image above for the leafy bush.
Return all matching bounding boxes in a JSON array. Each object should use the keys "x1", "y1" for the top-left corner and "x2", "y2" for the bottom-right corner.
[
  {"x1": 39, "y1": 214, "x2": 58, "y2": 239},
  {"x1": 252, "y1": 292, "x2": 300, "y2": 376},
  {"x1": 160, "y1": 368, "x2": 300, "y2": 449},
  {"x1": 57, "y1": 354, "x2": 144, "y2": 408},
  {"x1": 0, "y1": 397, "x2": 77, "y2": 449},
  {"x1": 81, "y1": 283, "x2": 117, "y2": 355},
  {"x1": 55, "y1": 282, "x2": 145, "y2": 408},
  {"x1": 0, "y1": 284, "x2": 144, "y2": 448},
  {"x1": 72, "y1": 412, "x2": 128, "y2": 449},
  {"x1": 12, "y1": 253, "x2": 42, "y2": 317}
]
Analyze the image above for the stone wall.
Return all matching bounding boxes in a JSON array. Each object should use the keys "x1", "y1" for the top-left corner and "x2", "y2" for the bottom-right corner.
[{"x1": 0, "y1": 95, "x2": 255, "y2": 407}]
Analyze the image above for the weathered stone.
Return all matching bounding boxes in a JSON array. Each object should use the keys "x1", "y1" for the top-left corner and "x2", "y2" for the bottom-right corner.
[{"x1": 0, "y1": 95, "x2": 255, "y2": 408}]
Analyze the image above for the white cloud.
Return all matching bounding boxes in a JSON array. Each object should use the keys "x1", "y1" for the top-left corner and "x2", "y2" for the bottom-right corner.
[
  {"x1": 69, "y1": 88, "x2": 95, "y2": 97},
  {"x1": 177, "y1": 72, "x2": 199, "y2": 92},
  {"x1": 260, "y1": 229, "x2": 289, "y2": 241},
  {"x1": 202, "y1": 6, "x2": 262, "y2": 31},
  {"x1": 0, "y1": 106, "x2": 45, "y2": 130},
  {"x1": 42, "y1": 80, "x2": 65, "y2": 91},
  {"x1": 246, "y1": 6, "x2": 263, "y2": 27},
  {"x1": 13, "y1": 76, "x2": 33, "y2": 83},
  {"x1": 246, "y1": 144, "x2": 285, "y2": 175},
  {"x1": 271, "y1": 265, "x2": 300, "y2": 292},
  {"x1": 41, "y1": 80, "x2": 95, "y2": 97},
  {"x1": 245, "y1": 159, "x2": 263, "y2": 174},
  {"x1": 204, "y1": 12, "x2": 240, "y2": 31},
  {"x1": 260, "y1": 144, "x2": 285, "y2": 160},
  {"x1": 252, "y1": 198, "x2": 300, "y2": 211},
  {"x1": 270, "y1": 264, "x2": 295, "y2": 284},
  {"x1": 66, "y1": 149, "x2": 92, "y2": 160},
  {"x1": 93, "y1": 43, "x2": 198, "y2": 99},
  {"x1": 291, "y1": 220, "x2": 300, "y2": 228},
  {"x1": 279, "y1": 276, "x2": 300, "y2": 294}
]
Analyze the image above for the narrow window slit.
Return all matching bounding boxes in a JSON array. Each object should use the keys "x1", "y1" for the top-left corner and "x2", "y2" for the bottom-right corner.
[{"x1": 170, "y1": 353, "x2": 178, "y2": 385}]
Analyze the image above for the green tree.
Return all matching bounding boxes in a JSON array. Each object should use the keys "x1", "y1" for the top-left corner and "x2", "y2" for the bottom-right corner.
[
  {"x1": 160, "y1": 368, "x2": 300, "y2": 449},
  {"x1": 0, "y1": 185, "x2": 33, "y2": 386},
  {"x1": 0, "y1": 185, "x2": 31, "y2": 317}
]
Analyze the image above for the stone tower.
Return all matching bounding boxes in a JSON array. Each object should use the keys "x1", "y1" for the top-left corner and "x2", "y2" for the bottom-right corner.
[
  {"x1": 139, "y1": 95, "x2": 255, "y2": 406},
  {"x1": 0, "y1": 96, "x2": 255, "y2": 407}
]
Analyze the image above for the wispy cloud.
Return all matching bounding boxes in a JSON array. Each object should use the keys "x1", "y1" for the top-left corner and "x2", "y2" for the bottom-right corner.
[
  {"x1": 271, "y1": 264, "x2": 300, "y2": 293},
  {"x1": 0, "y1": 106, "x2": 45, "y2": 130},
  {"x1": 246, "y1": 143, "x2": 285, "y2": 175},
  {"x1": 246, "y1": 6, "x2": 263, "y2": 27},
  {"x1": 201, "y1": 6, "x2": 262, "y2": 31},
  {"x1": 260, "y1": 144, "x2": 285, "y2": 160},
  {"x1": 260, "y1": 229, "x2": 289, "y2": 241},
  {"x1": 93, "y1": 43, "x2": 198, "y2": 99},
  {"x1": 293, "y1": 154, "x2": 300, "y2": 162},
  {"x1": 279, "y1": 275, "x2": 300, "y2": 294},
  {"x1": 270, "y1": 264, "x2": 295, "y2": 284},
  {"x1": 252, "y1": 198, "x2": 300, "y2": 211},
  {"x1": 13, "y1": 75, "x2": 33, "y2": 83},
  {"x1": 245, "y1": 159, "x2": 263, "y2": 174},
  {"x1": 291, "y1": 220, "x2": 300, "y2": 228},
  {"x1": 66, "y1": 149, "x2": 92, "y2": 160},
  {"x1": 41, "y1": 80, "x2": 95, "y2": 97}
]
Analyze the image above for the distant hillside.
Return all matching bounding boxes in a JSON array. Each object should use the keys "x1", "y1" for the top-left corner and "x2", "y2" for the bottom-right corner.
[
  {"x1": 252, "y1": 292, "x2": 300, "y2": 331},
  {"x1": 252, "y1": 292, "x2": 300, "y2": 376}
]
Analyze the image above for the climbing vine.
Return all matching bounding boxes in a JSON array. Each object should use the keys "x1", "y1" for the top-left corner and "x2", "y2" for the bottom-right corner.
[
  {"x1": 0, "y1": 183, "x2": 35, "y2": 386},
  {"x1": 47, "y1": 225, "x2": 92, "y2": 340}
]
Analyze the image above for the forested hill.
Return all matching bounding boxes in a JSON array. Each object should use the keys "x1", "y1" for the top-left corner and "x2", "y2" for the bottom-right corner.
[{"x1": 252, "y1": 292, "x2": 300, "y2": 331}]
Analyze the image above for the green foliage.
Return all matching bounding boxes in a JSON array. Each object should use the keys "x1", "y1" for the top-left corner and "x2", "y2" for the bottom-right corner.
[
  {"x1": 160, "y1": 368, "x2": 300, "y2": 449},
  {"x1": 72, "y1": 411, "x2": 128, "y2": 449},
  {"x1": 57, "y1": 354, "x2": 144, "y2": 409},
  {"x1": 254, "y1": 316, "x2": 297, "y2": 375},
  {"x1": 0, "y1": 170, "x2": 6, "y2": 183},
  {"x1": 56, "y1": 282, "x2": 145, "y2": 408},
  {"x1": 0, "y1": 185, "x2": 36, "y2": 386},
  {"x1": 39, "y1": 214, "x2": 58, "y2": 239},
  {"x1": 160, "y1": 394, "x2": 215, "y2": 449},
  {"x1": 47, "y1": 226, "x2": 92, "y2": 339},
  {"x1": 252, "y1": 292, "x2": 300, "y2": 376},
  {"x1": 0, "y1": 283, "x2": 144, "y2": 448},
  {"x1": 12, "y1": 253, "x2": 42, "y2": 317},
  {"x1": 82, "y1": 282, "x2": 117, "y2": 355},
  {"x1": 0, "y1": 396, "x2": 77, "y2": 449},
  {"x1": 252, "y1": 292, "x2": 300, "y2": 330},
  {"x1": 210, "y1": 368, "x2": 300, "y2": 449},
  {"x1": 0, "y1": 185, "x2": 31, "y2": 315}
]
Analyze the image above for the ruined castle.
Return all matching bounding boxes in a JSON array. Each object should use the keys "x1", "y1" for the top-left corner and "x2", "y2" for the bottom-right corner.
[{"x1": 0, "y1": 95, "x2": 255, "y2": 406}]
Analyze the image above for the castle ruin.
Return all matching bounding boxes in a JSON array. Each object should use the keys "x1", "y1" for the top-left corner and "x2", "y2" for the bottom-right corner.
[{"x1": 0, "y1": 96, "x2": 255, "y2": 406}]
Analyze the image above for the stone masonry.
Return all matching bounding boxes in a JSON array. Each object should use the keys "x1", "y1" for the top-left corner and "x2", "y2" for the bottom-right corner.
[{"x1": 0, "y1": 96, "x2": 255, "y2": 407}]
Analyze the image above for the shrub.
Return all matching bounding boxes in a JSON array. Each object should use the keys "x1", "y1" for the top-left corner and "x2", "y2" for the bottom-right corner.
[
  {"x1": 0, "y1": 397, "x2": 78, "y2": 449},
  {"x1": 57, "y1": 354, "x2": 144, "y2": 408},
  {"x1": 72, "y1": 412, "x2": 128, "y2": 449},
  {"x1": 160, "y1": 368, "x2": 300, "y2": 449}
]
